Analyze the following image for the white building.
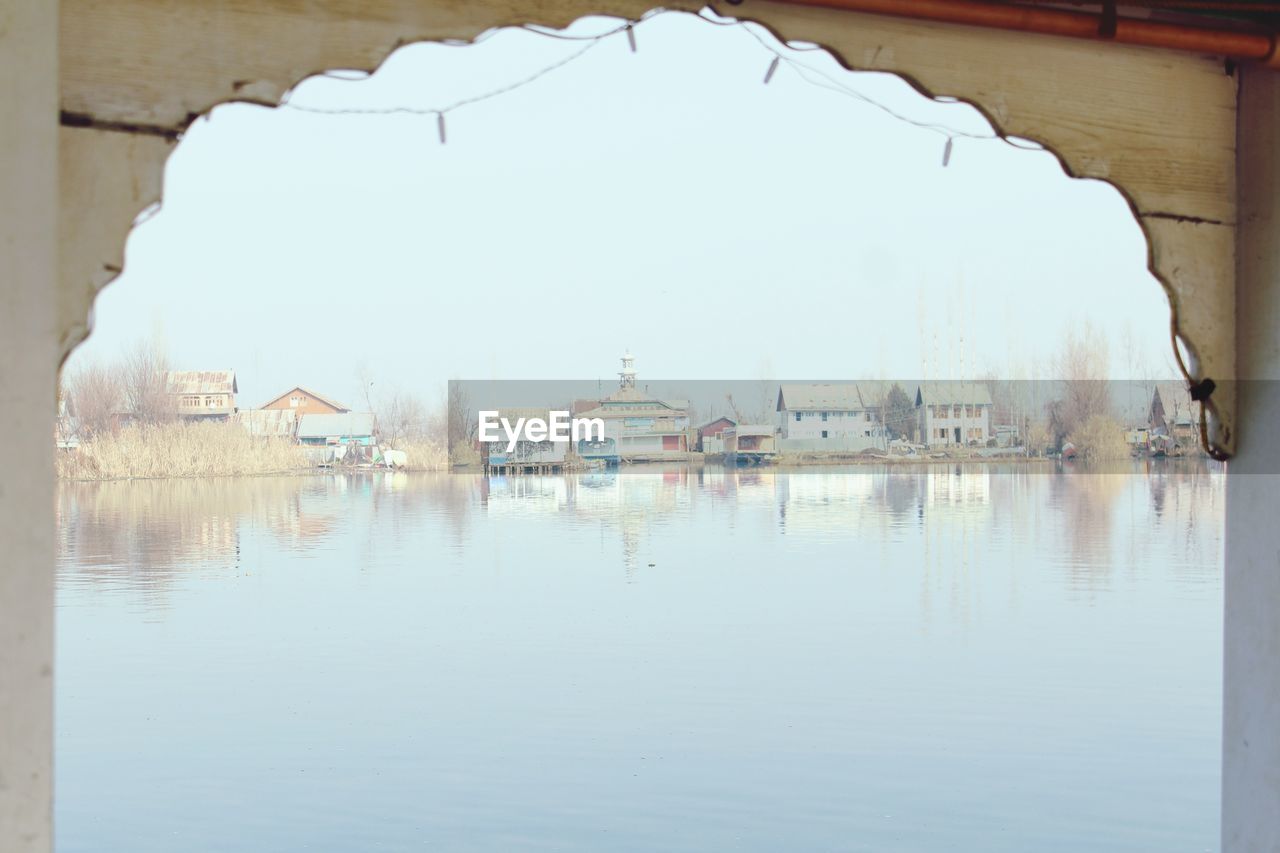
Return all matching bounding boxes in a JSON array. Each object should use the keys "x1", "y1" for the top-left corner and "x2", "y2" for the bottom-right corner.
[
  {"x1": 775, "y1": 383, "x2": 886, "y2": 441},
  {"x1": 915, "y1": 382, "x2": 994, "y2": 447},
  {"x1": 574, "y1": 354, "x2": 690, "y2": 461}
]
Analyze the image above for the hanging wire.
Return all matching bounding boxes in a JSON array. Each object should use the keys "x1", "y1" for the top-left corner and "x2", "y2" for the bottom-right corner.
[
  {"x1": 282, "y1": 38, "x2": 601, "y2": 117},
  {"x1": 280, "y1": 6, "x2": 1007, "y2": 156}
]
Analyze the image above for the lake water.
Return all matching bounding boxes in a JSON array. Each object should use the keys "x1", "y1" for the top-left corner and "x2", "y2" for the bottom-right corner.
[{"x1": 56, "y1": 462, "x2": 1224, "y2": 852}]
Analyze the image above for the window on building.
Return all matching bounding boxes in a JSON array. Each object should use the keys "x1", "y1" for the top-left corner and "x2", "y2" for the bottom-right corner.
[
  {"x1": 794, "y1": 412, "x2": 801, "y2": 422},
  {"x1": 965, "y1": 405, "x2": 974, "y2": 418},
  {"x1": 821, "y1": 430, "x2": 828, "y2": 439},
  {"x1": 953, "y1": 405, "x2": 962, "y2": 418},
  {"x1": 821, "y1": 411, "x2": 828, "y2": 421}
]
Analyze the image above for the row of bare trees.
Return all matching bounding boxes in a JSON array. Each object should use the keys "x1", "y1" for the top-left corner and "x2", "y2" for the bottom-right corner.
[{"x1": 61, "y1": 341, "x2": 173, "y2": 438}]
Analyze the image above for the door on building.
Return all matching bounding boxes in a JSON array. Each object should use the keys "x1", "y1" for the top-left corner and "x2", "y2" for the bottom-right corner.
[{"x1": 954, "y1": 427, "x2": 961, "y2": 444}]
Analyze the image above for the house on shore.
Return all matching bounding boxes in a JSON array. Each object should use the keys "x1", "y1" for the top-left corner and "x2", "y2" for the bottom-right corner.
[
  {"x1": 574, "y1": 354, "x2": 690, "y2": 461},
  {"x1": 915, "y1": 382, "x2": 994, "y2": 448},
  {"x1": 776, "y1": 383, "x2": 886, "y2": 449},
  {"x1": 260, "y1": 386, "x2": 350, "y2": 418},
  {"x1": 697, "y1": 417, "x2": 736, "y2": 453},
  {"x1": 167, "y1": 370, "x2": 237, "y2": 420},
  {"x1": 725, "y1": 425, "x2": 778, "y2": 464},
  {"x1": 480, "y1": 407, "x2": 570, "y2": 471},
  {"x1": 55, "y1": 398, "x2": 80, "y2": 450},
  {"x1": 1149, "y1": 381, "x2": 1198, "y2": 449}
]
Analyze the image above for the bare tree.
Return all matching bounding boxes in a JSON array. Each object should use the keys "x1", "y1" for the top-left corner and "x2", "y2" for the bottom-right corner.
[
  {"x1": 447, "y1": 381, "x2": 478, "y2": 462},
  {"x1": 121, "y1": 340, "x2": 172, "y2": 425},
  {"x1": 1053, "y1": 321, "x2": 1112, "y2": 441},
  {"x1": 378, "y1": 390, "x2": 430, "y2": 448},
  {"x1": 64, "y1": 363, "x2": 122, "y2": 438}
]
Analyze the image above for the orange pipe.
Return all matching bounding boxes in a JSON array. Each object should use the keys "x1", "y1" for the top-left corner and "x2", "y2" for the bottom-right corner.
[{"x1": 764, "y1": 0, "x2": 1280, "y2": 66}]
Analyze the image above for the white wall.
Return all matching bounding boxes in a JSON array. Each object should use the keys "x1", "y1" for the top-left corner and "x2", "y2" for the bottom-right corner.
[
  {"x1": 0, "y1": 2, "x2": 57, "y2": 850},
  {"x1": 1224, "y1": 65, "x2": 1280, "y2": 853},
  {"x1": 919, "y1": 404, "x2": 991, "y2": 447},
  {"x1": 781, "y1": 409, "x2": 881, "y2": 440}
]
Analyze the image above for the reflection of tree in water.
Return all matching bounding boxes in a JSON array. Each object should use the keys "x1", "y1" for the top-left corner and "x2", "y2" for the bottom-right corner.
[
  {"x1": 56, "y1": 473, "x2": 483, "y2": 603},
  {"x1": 1138, "y1": 458, "x2": 1224, "y2": 585},
  {"x1": 1045, "y1": 460, "x2": 1223, "y2": 595},
  {"x1": 1046, "y1": 468, "x2": 1127, "y2": 593},
  {"x1": 881, "y1": 471, "x2": 926, "y2": 521},
  {"x1": 57, "y1": 477, "x2": 269, "y2": 609}
]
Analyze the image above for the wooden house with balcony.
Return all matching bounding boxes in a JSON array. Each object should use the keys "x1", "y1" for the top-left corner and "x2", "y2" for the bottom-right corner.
[{"x1": 167, "y1": 370, "x2": 238, "y2": 421}]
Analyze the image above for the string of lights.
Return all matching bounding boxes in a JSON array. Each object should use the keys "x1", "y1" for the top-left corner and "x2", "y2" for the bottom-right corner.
[{"x1": 280, "y1": 7, "x2": 1009, "y2": 162}]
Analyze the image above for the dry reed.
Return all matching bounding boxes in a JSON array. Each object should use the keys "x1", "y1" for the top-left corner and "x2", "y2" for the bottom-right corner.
[
  {"x1": 385, "y1": 439, "x2": 448, "y2": 471},
  {"x1": 58, "y1": 421, "x2": 309, "y2": 480}
]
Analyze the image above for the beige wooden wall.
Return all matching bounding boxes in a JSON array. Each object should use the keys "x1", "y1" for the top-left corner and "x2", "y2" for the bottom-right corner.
[
  {"x1": 0, "y1": 4, "x2": 1259, "y2": 851},
  {"x1": 58, "y1": 0, "x2": 1240, "y2": 455}
]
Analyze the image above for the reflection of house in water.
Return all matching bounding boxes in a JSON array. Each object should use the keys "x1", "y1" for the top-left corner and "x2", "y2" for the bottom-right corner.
[
  {"x1": 774, "y1": 466, "x2": 996, "y2": 538},
  {"x1": 775, "y1": 470, "x2": 879, "y2": 536},
  {"x1": 574, "y1": 353, "x2": 690, "y2": 464},
  {"x1": 926, "y1": 466, "x2": 991, "y2": 509},
  {"x1": 482, "y1": 467, "x2": 693, "y2": 572}
]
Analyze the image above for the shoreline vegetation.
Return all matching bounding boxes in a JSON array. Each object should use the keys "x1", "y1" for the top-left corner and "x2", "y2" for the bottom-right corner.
[
  {"x1": 55, "y1": 423, "x2": 1110, "y2": 482},
  {"x1": 57, "y1": 421, "x2": 447, "y2": 481}
]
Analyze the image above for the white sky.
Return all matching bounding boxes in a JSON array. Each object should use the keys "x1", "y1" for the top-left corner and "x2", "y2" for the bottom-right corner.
[{"x1": 67, "y1": 10, "x2": 1177, "y2": 410}]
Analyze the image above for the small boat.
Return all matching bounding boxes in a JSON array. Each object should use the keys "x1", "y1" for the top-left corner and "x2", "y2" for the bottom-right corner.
[{"x1": 1061, "y1": 442, "x2": 1078, "y2": 461}]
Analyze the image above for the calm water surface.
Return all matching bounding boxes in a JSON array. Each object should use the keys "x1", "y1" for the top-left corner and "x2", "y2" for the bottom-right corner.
[{"x1": 56, "y1": 463, "x2": 1223, "y2": 852}]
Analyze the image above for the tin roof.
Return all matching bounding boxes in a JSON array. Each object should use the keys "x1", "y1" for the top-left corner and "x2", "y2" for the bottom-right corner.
[
  {"x1": 234, "y1": 408, "x2": 297, "y2": 437},
  {"x1": 167, "y1": 370, "x2": 237, "y2": 395},
  {"x1": 914, "y1": 381, "x2": 994, "y2": 407},
  {"x1": 297, "y1": 412, "x2": 376, "y2": 438},
  {"x1": 777, "y1": 383, "x2": 884, "y2": 411}
]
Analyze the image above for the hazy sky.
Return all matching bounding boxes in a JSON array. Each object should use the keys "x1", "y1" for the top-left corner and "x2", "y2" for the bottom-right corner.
[{"x1": 67, "y1": 9, "x2": 1176, "y2": 410}]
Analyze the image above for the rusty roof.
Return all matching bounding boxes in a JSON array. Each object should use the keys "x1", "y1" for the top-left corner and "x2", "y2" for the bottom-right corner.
[
  {"x1": 167, "y1": 370, "x2": 237, "y2": 395},
  {"x1": 234, "y1": 408, "x2": 297, "y2": 437}
]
